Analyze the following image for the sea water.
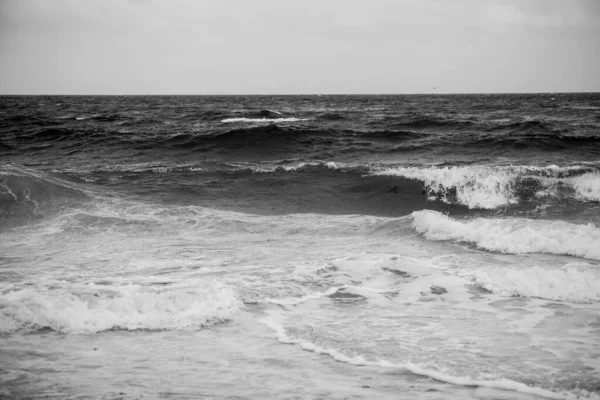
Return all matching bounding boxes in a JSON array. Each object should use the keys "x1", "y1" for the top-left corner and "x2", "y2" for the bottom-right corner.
[{"x1": 1, "y1": 94, "x2": 599, "y2": 399}]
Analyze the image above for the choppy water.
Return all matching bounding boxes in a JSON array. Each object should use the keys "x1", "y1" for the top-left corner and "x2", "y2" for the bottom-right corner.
[{"x1": 1, "y1": 94, "x2": 600, "y2": 399}]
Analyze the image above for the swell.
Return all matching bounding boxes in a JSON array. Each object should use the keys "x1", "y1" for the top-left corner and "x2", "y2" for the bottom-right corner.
[
  {"x1": 5, "y1": 162, "x2": 600, "y2": 226},
  {"x1": 486, "y1": 119, "x2": 551, "y2": 132},
  {"x1": 156, "y1": 126, "x2": 426, "y2": 157},
  {"x1": 0, "y1": 114, "x2": 61, "y2": 128},
  {"x1": 468, "y1": 132, "x2": 600, "y2": 152},
  {"x1": 5, "y1": 126, "x2": 599, "y2": 161},
  {"x1": 0, "y1": 165, "x2": 91, "y2": 228},
  {"x1": 3, "y1": 125, "x2": 424, "y2": 150},
  {"x1": 52, "y1": 162, "x2": 600, "y2": 221},
  {"x1": 388, "y1": 116, "x2": 475, "y2": 130}
]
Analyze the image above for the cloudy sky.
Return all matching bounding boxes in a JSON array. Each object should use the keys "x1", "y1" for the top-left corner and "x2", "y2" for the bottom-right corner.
[{"x1": 1, "y1": 0, "x2": 599, "y2": 94}]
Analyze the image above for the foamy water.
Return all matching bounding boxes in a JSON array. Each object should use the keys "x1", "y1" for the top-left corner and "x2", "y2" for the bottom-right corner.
[
  {"x1": 2, "y1": 197, "x2": 600, "y2": 399},
  {"x1": 411, "y1": 209, "x2": 600, "y2": 260},
  {"x1": 372, "y1": 165, "x2": 600, "y2": 209}
]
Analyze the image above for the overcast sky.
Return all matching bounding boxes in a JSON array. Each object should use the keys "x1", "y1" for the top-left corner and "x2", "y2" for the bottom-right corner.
[{"x1": 1, "y1": 0, "x2": 599, "y2": 94}]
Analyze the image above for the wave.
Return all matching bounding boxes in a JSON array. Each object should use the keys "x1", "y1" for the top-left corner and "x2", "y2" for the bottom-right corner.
[
  {"x1": 45, "y1": 161, "x2": 600, "y2": 220},
  {"x1": 465, "y1": 262, "x2": 600, "y2": 302},
  {"x1": 316, "y1": 112, "x2": 346, "y2": 121},
  {"x1": 90, "y1": 114, "x2": 120, "y2": 122},
  {"x1": 411, "y1": 210, "x2": 600, "y2": 260},
  {"x1": 162, "y1": 125, "x2": 426, "y2": 152},
  {"x1": 259, "y1": 315, "x2": 590, "y2": 399},
  {"x1": 6, "y1": 162, "x2": 599, "y2": 225},
  {"x1": 391, "y1": 116, "x2": 475, "y2": 130},
  {"x1": 219, "y1": 109, "x2": 293, "y2": 122},
  {"x1": 487, "y1": 119, "x2": 550, "y2": 132},
  {"x1": 24, "y1": 127, "x2": 72, "y2": 141},
  {"x1": 0, "y1": 279, "x2": 242, "y2": 334},
  {"x1": 471, "y1": 133, "x2": 600, "y2": 152},
  {"x1": 371, "y1": 165, "x2": 600, "y2": 209},
  {"x1": 211, "y1": 124, "x2": 317, "y2": 147},
  {"x1": 0, "y1": 114, "x2": 59, "y2": 127},
  {"x1": 253, "y1": 109, "x2": 284, "y2": 118},
  {"x1": 0, "y1": 165, "x2": 90, "y2": 227},
  {"x1": 221, "y1": 117, "x2": 309, "y2": 123},
  {"x1": 245, "y1": 160, "x2": 344, "y2": 173}
]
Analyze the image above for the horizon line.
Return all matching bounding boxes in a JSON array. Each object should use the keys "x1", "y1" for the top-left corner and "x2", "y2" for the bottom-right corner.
[{"x1": 1, "y1": 91, "x2": 599, "y2": 96}]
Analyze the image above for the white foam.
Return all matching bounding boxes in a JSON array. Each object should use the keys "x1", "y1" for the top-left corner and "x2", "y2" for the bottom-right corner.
[
  {"x1": 0, "y1": 280, "x2": 242, "y2": 334},
  {"x1": 571, "y1": 172, "x2": 600, "y2": 202},
  {"x1": 464, "y1": 262, "x2": 600, "y2": 302},
  {"x1": 220, "y1": 117, "x2": 309, "y2": 123},
  {"x1": 370, "y1": 165, "x2": 600, "y2": 209},
  {"x1": 371, "y1": 165, "x2": 518, "y2": 209},
  {"x1": 249, "y1": 161, "x2": 344, "y2": 173},
  {"x1": 411, "y1": 210, "x2": 600, "y2": 260}
]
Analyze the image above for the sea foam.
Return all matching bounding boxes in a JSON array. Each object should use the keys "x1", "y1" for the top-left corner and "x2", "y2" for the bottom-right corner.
[
  {"x1": 411, "y1": 210, "x2": 600, "y2": 260},
  {"x1": 371, "y1": 165, "x2": 600, "y2": 209},
  {"x1": 571, "y1": 172, "x2": 600, "y2": 202},
  {"x1": 465, "y1": 262, "x2": 600, "y2": 302},
  {"x1": 372, "y1": 165, "x2": 518, "y2": 209},
  {"x1": 0, "y1": 280, "x2": 242, "y2": 334}
]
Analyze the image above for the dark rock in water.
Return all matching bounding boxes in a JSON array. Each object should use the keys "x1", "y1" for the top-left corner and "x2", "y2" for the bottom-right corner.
[{"x1": 430, "y1": 286, "x2": 447, "y2": 295}]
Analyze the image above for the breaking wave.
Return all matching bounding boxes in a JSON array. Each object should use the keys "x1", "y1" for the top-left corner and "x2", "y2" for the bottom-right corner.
[
  {"x1": 465, "y1": 262, "x2": 600, "y2": 302},
  {"x1": 372, "y1": 165, "x2": 600, "y2": 209},
  {"x1": 411, "y1": 210, "x2": 600, "y2": 260},
  {"x1": 0, "y1": 279, "x2": 242, "y2": 334}
]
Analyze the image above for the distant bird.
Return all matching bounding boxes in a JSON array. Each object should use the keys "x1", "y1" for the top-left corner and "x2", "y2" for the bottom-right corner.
[{"x1": 432, "y1": 86, "x2": 438, "y2": 90}]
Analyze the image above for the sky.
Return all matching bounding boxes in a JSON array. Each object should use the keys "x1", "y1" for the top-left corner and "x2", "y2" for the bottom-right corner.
[{"x1": 0, "y1": 0, "x2": 599, "y2": 94}]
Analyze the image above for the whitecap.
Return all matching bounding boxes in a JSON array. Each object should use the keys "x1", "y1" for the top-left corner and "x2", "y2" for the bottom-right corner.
[{"x1": 411, "y1": 210, "x2": 600, "y2": 260}]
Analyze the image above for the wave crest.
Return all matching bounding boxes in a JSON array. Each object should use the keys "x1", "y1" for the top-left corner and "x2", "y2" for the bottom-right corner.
[
  {"x1": 411, "y1": 210, "x2": 600, "y2": 260},
  {"x1": 0, "y1": 280, "x2": 242, "y2": 334},
  {"x1": 465, "y1": 262, "x2": 600, "y2": 302},
  {"x1": 372, "y1": 165, "x2": 600, "y2": 209}
]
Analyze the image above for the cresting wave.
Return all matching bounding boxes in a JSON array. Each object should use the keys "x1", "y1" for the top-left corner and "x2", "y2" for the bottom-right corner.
[
  {"x1": 221, "y1": 117, "x2": 309, "y2": 123},
  {"x1": 0, "y1": 279, "x2": 242, "y2": 334},
  {"x1": 464, "y1": 262, "x2": 600, "y2": 302},
  {"x1": 4, "y1": 162, "x2": 600, "y2": 226},
  {"x1": 411, "y1": 210, "x2": 600, "y2": 260},
  {"x1": 371, "y1": 164, "x2": 600, "y2": 209}
]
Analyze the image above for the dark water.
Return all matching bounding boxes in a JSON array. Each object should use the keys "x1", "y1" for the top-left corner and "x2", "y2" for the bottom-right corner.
[
  {"x1": 1, "y1": 94, "x2": 600, "y2": 399},
  {"x1": 1, "y1": 93, "x2": 600, "y2": 223}
]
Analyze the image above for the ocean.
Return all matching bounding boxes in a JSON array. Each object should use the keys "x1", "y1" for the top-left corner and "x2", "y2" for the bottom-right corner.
[{"x1": 1, "y1": 94, "x2": 599, "y2": 399}]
